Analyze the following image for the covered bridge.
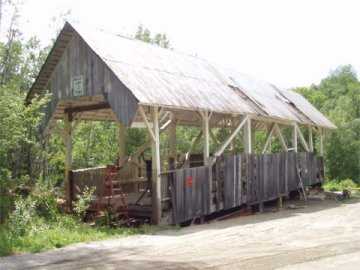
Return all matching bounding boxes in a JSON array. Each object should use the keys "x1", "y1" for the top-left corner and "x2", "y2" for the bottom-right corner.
[{"x1": 27, "y1": 22, "x2": 335, "y2": 224}]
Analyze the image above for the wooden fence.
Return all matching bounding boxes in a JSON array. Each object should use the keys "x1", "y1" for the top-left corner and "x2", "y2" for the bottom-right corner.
[{"x1": 165, "y1": 152, "x2": 324, "y2": 224}]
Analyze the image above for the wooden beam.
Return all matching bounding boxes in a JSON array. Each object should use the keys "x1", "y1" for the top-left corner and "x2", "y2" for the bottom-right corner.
[
  {"x1": 202, "y1": 111, "x2": 210, "y2": 165},
  {"x1": 295, "y1": 124, "x2": 310, "y2": 152},
  {"x1": 229, "y1": 121, "x2": 235, "y2": 154},
  {"x1": 118, "y1": 121, "x2": 126, "y2": 159},
  {"x1": 159, "y1": 110, "x2": 170, "y2": 123},
  {"x1": 160, "y1": 119, "x2": 172, "y2": 131},
  {"x1": 262, "y1": 124, "x2": 275, "y2": 154},
  {"x1": 243, "y1": 117, "x2": 252, "y2": 154},
  {"x1": 213, "y1": 116, "x2": 248, "y2": 159},
  {"x1": 274, "y1": 124, "x2": 288, "y2": 151},
  {"x1": 64, "y1": 112, "x2": 73, "y2": 210},
  {"x1": 292, "y1": 123, "x2": 298, "y2": 152},
  {"x1": 168, "y1": 114, "x2": 177, "y2": 169},
  {"x1": 139, "y1": 106, "x2": 156, "y2": 142},
  {"x1": 151, "y1": 106, "x2": 161, "y2": 225},
  {"x1": 309, "y1": 126, "x2": 314, "y2": 152},
  {"x1": 64, "y1": 102, "x2": 110, "y2": 114},
  {"x1": 320, "y1": 128, "x2": 324, "y2": 156}
]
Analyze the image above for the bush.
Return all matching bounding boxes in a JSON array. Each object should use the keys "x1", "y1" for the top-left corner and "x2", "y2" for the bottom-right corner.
[
  {"x1": 7, "y1": 198, "x2": 36, "y2": 237},
  {"x1": 0, "y1": 226, "x2": 12, "y2": 256},
  {"x1": 0, "y1": 184, "x2": 140, "y2": 257},
  {"x1": 73, "y1": 186, "x2": 95, "y2": 220},
  {"x1": 7, "y1": 185, "x2": 60, "y2": 237},
  {"x1": 30, "y1": 186, "x2": 59, "y2": 220},
  {"x1": 323, "y1": 179, "x2": 358, "y2": 191}
]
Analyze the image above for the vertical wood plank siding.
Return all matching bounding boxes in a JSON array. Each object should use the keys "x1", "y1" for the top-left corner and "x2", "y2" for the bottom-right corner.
[
  {"x1": 47, "y1": 33, "x2": 138, "y2": 126},
  {"x1": 168, "y1": 166, "x2": 211, "y2": 223},
  {"x1": 168, "y1": 152, "x2": 324, "y2": 224}
]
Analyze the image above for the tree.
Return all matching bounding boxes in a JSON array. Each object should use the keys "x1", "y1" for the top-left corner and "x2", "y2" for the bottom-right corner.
[
  {"x1": 0, "y1": 0, "x2": 50, "y2": 222},
  {"x1": 296, "y1": 65, "x2": 360, "y2": 182}
]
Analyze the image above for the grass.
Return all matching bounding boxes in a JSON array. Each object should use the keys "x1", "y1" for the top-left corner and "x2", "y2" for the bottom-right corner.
[{"x1": 0, "y1": 215, "x2": 145, "y2": 257}]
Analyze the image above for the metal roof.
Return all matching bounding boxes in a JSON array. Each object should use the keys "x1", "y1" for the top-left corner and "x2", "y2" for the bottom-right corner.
[{"x1": 28, "y1": 22, "x2": 336, "y2": 129}]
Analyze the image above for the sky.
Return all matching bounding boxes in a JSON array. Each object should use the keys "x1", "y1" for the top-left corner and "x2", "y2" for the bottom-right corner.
[{"x1": 7, "y1": 0, "x2": 360, "y2": 88}]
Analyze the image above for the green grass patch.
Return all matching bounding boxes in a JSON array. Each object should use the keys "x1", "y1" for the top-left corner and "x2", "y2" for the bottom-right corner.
[{"x1": 0, "y1": 215, "x2": 141, "y2": 257}]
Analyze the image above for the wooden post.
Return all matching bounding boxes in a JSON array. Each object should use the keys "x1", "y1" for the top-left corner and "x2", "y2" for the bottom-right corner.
[
  {"x1": 309, "y1": 126, "x2": 314, "y2": 152},
  {"x1": 202, "y1": 111, "x2": 212, "y2": 211},
  {"x1": 251, "y1": 121, "x2": 256, "y2": 154},
  {"x1": 319, "y1": 128, "x2": 324, "y2": 156},
  {"x1": 64, "y1": 112, "x2": 73, "y2": 210},
  {"x1": 292, "y1": 123, "x2": 298, "y2": 152},
  {"x1": 230, "y1": 119, "x2": 236, "y2": 154},
  {"x1": 244, "y1": 117, "x2": 252, "y2": 154},
  {"x1": 151, "y1": 106, "x2": 161, "y2": 224},
  {"x1": 202, "y1": 111, "x2": 210, "y2": 165},
  {"x1": 168, "y1": 114, "x2": 176, "y2": 169},
  {"x1": 278, "y1": 196, "x2": 283, "y2": 209},
  {"x1": 118, "y1": 121, "x2": 126, "y2": 159}
]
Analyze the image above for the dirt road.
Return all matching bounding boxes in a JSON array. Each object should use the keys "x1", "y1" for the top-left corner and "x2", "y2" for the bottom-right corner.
[{"x1": 2, "y1": 199, "x2": 360, "y2": 270}]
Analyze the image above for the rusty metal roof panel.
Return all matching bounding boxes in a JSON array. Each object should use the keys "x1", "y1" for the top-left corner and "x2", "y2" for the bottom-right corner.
[
  {"x1": 216, "y1": 68, "x2": 308, "y2": 122},
  {"x1": 278, "y1": 89, "x2": 337, "y2": 129},
  {"x1": 28, "y1": 22, "x2": 335, "y2": 129},
  {"x1": 75, "y1": 25, "x2": 257, "y2": 115}
]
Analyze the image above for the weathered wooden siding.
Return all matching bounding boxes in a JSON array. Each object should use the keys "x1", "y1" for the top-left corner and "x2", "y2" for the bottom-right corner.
[
  {"x1": 45, "y1": 32, "x2": 138, "y2": 128},
  {"x1": 166, "y1": 166, "x2": 211, "y2": 223},
  {"x1": 71, "y1": 164, "x2": 147, "y2": 198},
  {"x1": 169, "y1": 152, "x2": 324, "y2": 224}
]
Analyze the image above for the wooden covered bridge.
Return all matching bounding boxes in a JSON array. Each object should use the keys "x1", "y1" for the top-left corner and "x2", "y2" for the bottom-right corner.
[{"x1": 26, "y1": 22, "x2": 336, "y2": 225}]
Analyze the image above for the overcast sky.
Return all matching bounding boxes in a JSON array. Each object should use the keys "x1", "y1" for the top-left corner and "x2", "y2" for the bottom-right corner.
[{"x1": 11, "y1": 0, "x2": 360, "y2": 88}]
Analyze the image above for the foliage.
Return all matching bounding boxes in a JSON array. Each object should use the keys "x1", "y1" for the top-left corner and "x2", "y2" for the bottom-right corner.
[
  {"x1": 7, "y1": 185, "x2": 59, "y2": 236},
  {"x1": 0, "y1": 214, "x2": 139, "y2": 256},
  {"x1": 296, "y1": 65, "x2": 360, "y2": 182},
  {"x1": 73, "y1": 186, "x2": 95, "y2": 220},
  {"x1": 0, "y1": 0, "x2": 50, "y2": 222},
  {"x1": 0, "y1": 85, "x2": 49, "y2": 221},
  {"x1": 323, "y1": 179, "x2": 359, "y2": 192},
  {"x1": 0, "y1": 184, "x2": 139, "y2": 256}
]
